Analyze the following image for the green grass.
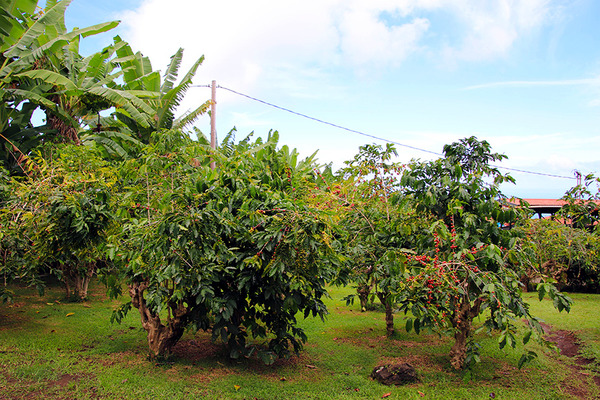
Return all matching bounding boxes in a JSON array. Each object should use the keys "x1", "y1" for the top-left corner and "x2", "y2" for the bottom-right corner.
[{"x1": 0, "y1": 282, "x2": 598, "y2": 399}]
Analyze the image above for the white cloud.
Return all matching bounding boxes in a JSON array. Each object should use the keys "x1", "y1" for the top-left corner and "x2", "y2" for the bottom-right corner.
[
  {"x1": 122, "y1": 0, "x2": 564, "y2": 95},
  {"x1": 119, "y1": 0, "x2": 342, "y2": 95},
  {"x1": 337, "y1": 5, "x2": 430, "y2": 71},
  {"x1": 438, "y1": 0, "x2": 555, "y2": 63},
  {"x1": 119, "y1": 0, "x2": 560, "y2": 93}
]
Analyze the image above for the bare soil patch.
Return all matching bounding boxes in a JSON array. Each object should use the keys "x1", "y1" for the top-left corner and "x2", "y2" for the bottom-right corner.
[
  {"x1": 172, "y1": 335, "x2": 223, "y2": 362},
  {"x1": 0, "y1": 371, "x2": 92, "y2": 400},
  {"x1": 541, "y1": 322, "x2": 600, "y2": 399},
  {"x1": 171, "y1": 332, "x2": 313, "y2": 382}
]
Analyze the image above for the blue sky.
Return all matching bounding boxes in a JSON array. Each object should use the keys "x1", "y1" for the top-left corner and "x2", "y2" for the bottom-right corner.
[{"x1": 62, "y1": 0, "x2": 600, "y2": 199}]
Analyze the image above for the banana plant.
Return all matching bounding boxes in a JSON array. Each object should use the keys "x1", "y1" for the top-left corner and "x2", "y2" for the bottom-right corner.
[
  {"x1": 0, "y1": 0, "x2": 128, "y2": 168},
  {"x1": 108, "y1": 37, "x2": 211, "y2": 144},
  {"x1": 15, "y1": 39, "x2": 158, "y2": 143}
]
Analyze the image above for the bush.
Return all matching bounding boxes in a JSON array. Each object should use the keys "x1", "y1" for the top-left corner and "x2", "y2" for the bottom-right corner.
[
  {"x1": 512, "y1": 218, "x2": 600, "y2": 293},
  {"x1": 107, "y1": 130, "x2": 341, "y2": 361}
]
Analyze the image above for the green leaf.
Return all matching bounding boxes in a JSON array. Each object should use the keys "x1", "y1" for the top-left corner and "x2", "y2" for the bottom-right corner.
[
  {"x1": 16, "y1": 69, "x2": 77, "y2": 90},
  {"x1": 537, "y1": 283, "x2": 546, "y2": 302},
  {"x1": 258, "y1": 350, "x2": 277, "y2": 365},
  {"x1": 498, "y1": 332, "x2": 507, "y2": 349},
  {"x1": 522, "y1": 329, "x2": 532, "y2": 345},
  {"x1": 4, "y1": 0, "x2": 72, "y2": 60},
  {"x1": 518, "y1": 350, "x2": 538, "y2": 369}
]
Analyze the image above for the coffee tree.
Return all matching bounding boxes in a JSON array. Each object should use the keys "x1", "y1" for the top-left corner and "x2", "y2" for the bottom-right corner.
[
  {"x1": 512, "y1": 218, "x2": 600, "y2": 292},
  {"x1": 0, "y1": 166, "x2": 33, "y2": 302},
  {"x1": 399, "y1": 137, "x2": 572, "y2": 370},
  {"x1": 9, "y1": 144, "x2": 116, "y2": 300},
  {"x1": 108, "y1": 130, "x2": 340, "y2": 361},
  {"x1": 558, "y1": 173, "x2": 600, "y2": 231},
  {"x1": 335, "y1": 143, "x2": 427, "y2": 336}
]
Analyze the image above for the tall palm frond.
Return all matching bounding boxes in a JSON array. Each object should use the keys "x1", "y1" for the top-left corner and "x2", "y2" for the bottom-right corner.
[
  {"x1": 173, "y1": 99, "x2": 211, "y2": 131},
  {"x1": 155, "y1": 55, "x2": 205, "y2": 129},
  {"x1": 160, "y1": 48, "x2": 183, "y2": 95}
]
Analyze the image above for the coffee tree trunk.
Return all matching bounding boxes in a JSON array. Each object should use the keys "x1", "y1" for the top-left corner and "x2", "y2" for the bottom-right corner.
[
  {"x1": 357, "y1": 281, "x2": 374, "y2": 311},
  {"x1": 75, "y1": 262, "x2": 95, "y2": 300},
  {"x1": 129, "y1": 282, "x2": 188, "y2": 359},
  {"x1": 377, "y1": 291, "x2": 395, "y2": 336},
  {"x1": 61, "y1": 262, "x2": 95, "y2": 301},
  {"x1": 449, "y1": 297, "x2": 482, "y2": 369},
  {"x1": 357, "y1": 266, "x2": 375, "y2": 311}
]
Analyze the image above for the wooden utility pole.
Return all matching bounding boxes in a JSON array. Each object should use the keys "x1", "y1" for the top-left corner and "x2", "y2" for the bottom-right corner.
[{"x1": 210, "y1": 80, "x2": 217, "y2": 170}]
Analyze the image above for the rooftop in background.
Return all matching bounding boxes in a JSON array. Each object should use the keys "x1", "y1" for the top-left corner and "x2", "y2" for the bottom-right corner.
[
  {"x1": 507, "y1": 198, "x2": 600, "y2": 217},
  {"x1": 521, "y1": 198, "x2": 568, "y2": 214}
]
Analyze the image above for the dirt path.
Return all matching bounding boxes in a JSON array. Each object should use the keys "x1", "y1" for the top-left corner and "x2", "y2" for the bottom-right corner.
[{"x1": 541, "y1": 322, "x2": 600, "y2": 399}]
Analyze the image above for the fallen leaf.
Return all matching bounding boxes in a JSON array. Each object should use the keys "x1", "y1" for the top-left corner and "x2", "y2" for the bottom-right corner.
[
  {"x1": 234, "y1": 385, "x2": 241, "y2": 391},
  {"x1": 418, "y1": 391, "x2": 425, "y2": 397},
  {"x1": 66, "y1": 312, "x2": 75, "y2": 317},
  {"x1": 46, "y1": 303, "x2": 54, "y2": 306},
  {"x1": 306, "y1": 364, "x2": 317, "y2": 369},
  {"x1": 382, "y1": 393, "x2": 392, "y2": 398},
  {"x1": 280, "y1": 377, "x2": 287, "y2": 381}
]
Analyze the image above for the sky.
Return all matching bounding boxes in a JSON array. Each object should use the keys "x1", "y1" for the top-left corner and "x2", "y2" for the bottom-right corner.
[{"x1": 61, "y1": 0, "x2": 600, "y2": 199}]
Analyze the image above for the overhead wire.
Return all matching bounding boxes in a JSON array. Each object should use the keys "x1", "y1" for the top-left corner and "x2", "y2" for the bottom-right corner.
[
  {"x1": 191, "y1": 84, "x2": 577, "y2": 180},
  {"x1": 216, "y1": 85, "x2": 442, "y2": 156}
]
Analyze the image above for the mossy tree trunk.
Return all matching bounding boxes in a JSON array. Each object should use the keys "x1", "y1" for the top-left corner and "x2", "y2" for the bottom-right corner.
[
  {"x1": 61, "y1": 262, "x2": 95, "y2": 301},
  {"x1": 377, "y1": 291, "x2": 395, "y2": 337},
  {"x1": 449, "y1": 297, "x2": 482, "y2": 370},
  {"x1": 129, "y1": 281, "x2": 189, "y2": 359},
  {"x1": 357, "y1": 279, "x2": 375, "y2": 311}
]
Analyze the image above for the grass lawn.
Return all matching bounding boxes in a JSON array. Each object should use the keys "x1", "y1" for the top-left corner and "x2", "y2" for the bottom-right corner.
[{"x1": 0, "y1": 281, "x2": 598, "y2": 399}]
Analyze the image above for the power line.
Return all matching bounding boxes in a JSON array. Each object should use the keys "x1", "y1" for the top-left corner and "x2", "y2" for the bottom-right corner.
[
  {"x1": 493, "y1": 166, "x2": 574, "y2": 180},
  {"x1": 217, "y1": 85, "x2": 442, "y2": 156},
  {"x1": 192, "y1": 84, "x2": 577, "y2": 180}
]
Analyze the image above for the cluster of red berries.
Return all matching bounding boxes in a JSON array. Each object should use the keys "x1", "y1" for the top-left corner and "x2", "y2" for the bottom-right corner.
[
  {"x1": 313, "y1": 169, "x2": 329, "y2": 189},
  {"x1": 284, "y1": 167, "x2": 296, "y2": 192},
  {"x1": 131, "y1": 203, "x2": 156, "y2": 212},
  {"x1": 449, "y1": 217, "x2": 458, "y2": 249}
]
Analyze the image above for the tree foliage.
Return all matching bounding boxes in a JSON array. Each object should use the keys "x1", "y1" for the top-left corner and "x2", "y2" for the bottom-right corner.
[
  {"x1": 513, "y1": 218, "x2": 600, "y2": 292},
  {"x1": 5, "y1": 144, "x2": 115, "y2": 300},
  {"x1": 107, "y1": 130, "x2": 340, "y2": 361},
  {"x1": 558, "y1": 173, "x2": 600, "y2": 231},
  {"x1": 99, "y1": 39, "x2": 211, "y2": 146},
  {"x1": 399, "y1": 137, "x2": 571, "y2": 370},
  {"x1": 335, "y1": 143, "x2": 427, "y2": 336}
]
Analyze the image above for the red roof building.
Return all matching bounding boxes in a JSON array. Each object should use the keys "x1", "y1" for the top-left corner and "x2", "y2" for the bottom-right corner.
[{"x1": 508, "y1": 198, "x2": 600, "y2": 225}]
